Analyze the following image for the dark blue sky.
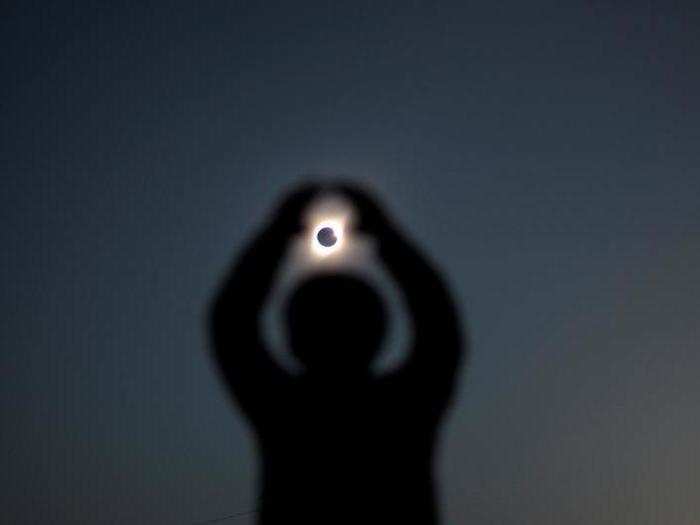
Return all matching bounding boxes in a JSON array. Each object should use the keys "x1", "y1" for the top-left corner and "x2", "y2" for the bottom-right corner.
[{"x1": 2, "y1": 2, "x2": 699, "y2": 523}]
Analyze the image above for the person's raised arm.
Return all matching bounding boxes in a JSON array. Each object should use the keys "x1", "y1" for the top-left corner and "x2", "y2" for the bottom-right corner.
[
  {"x1": 338, "y1": 185, "x2": 464, "y2": 391},
  {"x1": 209, "y1": 185, "x2": 320, "y2": 415}
]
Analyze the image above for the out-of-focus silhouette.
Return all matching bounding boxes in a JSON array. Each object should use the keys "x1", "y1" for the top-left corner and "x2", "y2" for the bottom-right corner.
[{"x1": 209, "y1": 183, "x2": 465, "y2": 524}]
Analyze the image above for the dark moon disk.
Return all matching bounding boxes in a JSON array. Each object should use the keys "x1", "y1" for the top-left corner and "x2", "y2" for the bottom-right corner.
[{"x1": 317, "y1": 227, "x2": 337, "y2": 247}]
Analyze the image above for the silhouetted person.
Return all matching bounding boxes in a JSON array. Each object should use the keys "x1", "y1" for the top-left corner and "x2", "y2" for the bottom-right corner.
[{"x1": 210, "y1": 184, "x2": 465, "y2": 524}]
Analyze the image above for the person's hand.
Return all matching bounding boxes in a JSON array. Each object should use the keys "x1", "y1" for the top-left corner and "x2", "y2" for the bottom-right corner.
[
  {"x1": 335, "y1": 183, "x2": 390, "y2": 234},
  {"x1": 269, "y1": 183, "x2": 323, "y2": 235}
]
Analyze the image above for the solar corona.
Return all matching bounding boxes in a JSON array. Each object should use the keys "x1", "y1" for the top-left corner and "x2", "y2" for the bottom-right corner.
[{"x1": 310, "y1": 219, "x2": 345, "y2": 257}]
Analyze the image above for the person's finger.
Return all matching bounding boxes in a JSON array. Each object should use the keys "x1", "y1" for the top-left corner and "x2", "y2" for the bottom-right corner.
[
  {"x1": 335, "y1": 182, "x2": 387, "y2": 231},
  {"x1": 277, "y1": 183, "x2": 320, "y2": 212},
  {"x1": 272, "y1": 183, "x2": 324, "y2": 232}
]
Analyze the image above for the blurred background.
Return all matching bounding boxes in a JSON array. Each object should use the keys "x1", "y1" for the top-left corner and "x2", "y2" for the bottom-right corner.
[{"x1": 1, "y1": 2, "x2": 698, "y2": 523}]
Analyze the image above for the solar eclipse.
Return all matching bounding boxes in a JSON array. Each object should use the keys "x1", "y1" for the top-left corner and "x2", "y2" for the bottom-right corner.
[
  {"x1": 316, "y1": 227, "x2": 337, "y2": 247},
  {"x1": 310, "y1": 219, "x2": 344, "y2": 257}
]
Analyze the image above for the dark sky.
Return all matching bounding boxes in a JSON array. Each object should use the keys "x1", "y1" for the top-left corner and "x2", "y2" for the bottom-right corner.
[{"x1": 2, "y1": 2, "x2": 699, "y2": 523}]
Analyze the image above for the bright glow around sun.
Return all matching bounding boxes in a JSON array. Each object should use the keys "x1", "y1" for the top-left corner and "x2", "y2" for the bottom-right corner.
[{"x1": 310, "y1": 218, "x2": 345, "y2": 257}]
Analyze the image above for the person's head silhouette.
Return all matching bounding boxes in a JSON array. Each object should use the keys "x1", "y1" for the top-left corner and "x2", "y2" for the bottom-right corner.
[{"x1": 285, "y1": 274, "x2": 386, "y2": 376}]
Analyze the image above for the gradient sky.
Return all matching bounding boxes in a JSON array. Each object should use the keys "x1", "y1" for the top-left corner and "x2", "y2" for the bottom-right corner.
[{"x1": 1, "y1": 2, "x2": 699, "y2": 524}]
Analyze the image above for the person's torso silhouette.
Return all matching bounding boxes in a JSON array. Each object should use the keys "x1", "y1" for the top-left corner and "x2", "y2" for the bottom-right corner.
[{"x1": 210, "y1": 184, "x2": 465, "y2": 524}]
